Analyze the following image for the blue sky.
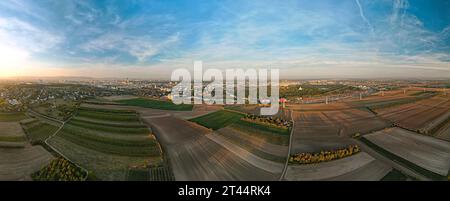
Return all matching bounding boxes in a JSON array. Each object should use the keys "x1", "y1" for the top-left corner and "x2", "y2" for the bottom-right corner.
[{"x1": 0, "y1": 0, "x2": 449, "y2": 78}]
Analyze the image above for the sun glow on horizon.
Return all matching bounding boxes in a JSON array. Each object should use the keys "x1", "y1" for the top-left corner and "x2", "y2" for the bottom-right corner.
[{"x1": 0, "y1": 44, "x2": 30, "y2": 77}]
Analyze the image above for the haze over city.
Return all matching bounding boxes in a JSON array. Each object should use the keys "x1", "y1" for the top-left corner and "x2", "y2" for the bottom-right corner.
[{"x1": 0, "y1": 0, "x2": 449, "y2": 79}]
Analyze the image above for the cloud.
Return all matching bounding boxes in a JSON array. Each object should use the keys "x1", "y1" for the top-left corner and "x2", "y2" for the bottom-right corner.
[
  {"x1": 0, "y1": 0, "x2": 448, "y2": 79},
  {"x1": 80, "y1": 32, "x2": 180, "y2": 62},
  {"x1": 355, "y1": 0, "x2": 374, "y2": 34},
  {"x1": 0, "y1": 17, "x2": 63, "y2": 53}
]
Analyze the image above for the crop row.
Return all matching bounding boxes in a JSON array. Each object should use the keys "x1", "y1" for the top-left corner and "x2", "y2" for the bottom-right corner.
[
  {"x1": 78, "y1": 107, "x2": 136, "y2": 114},
  {"x1": 72, "y1": 116, "x2": 144, "y2": 128},
  {"x1": 22, "y1": 121, "x2": 59, "y2": 144},
  {"x1": 77, "y1": 110, "x2": 140, "y2": 121},
  {"x1": 68, "y1": 119, "x2": 148, "y2": 134},
  {"x1": 58, "y1": 126, "x2": 160, "y2": 157}
]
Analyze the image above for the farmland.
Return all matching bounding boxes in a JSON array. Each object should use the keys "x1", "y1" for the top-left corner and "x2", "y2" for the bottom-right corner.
[
  {"x1": 434, "y1": 118, "x2": 450, "y2": 141},
  {"x1": 116, "y1": 98, "x2": 193, "y2": 111},
  {"x1": 189, "y1": 110, "x2": 245, "y2": 130},
  {"x1": 0, "y1": 112, "x2": 27, "y2": 122},
  {"x1": 31, "y1": 99, "x2": 78, "y2": 121},
  {"x1": 190, "y1": 109, "x2": 289, "y2": 162},
  {"x1": 289, "y1": 108, "x2": 388, "y2": 154},
  {"x1": 0, "y1": 111, "x2": 55, "y2": 181},
  {"x1": 363, "y1": 127, "x2": 450, "y2": 178},
  {"x1": 20, "y1": 118, "x2": 60, "y2": 144},
  {"x1": 0, "y1": 146, "x2": 53, "y2": 181},
  {"x1": 215, "y1": 127, "x2": 288, "y2": 162},
  {"x1": 1, "y1": 81, "x2": 449, "y2": 181},
  {"x1": 280, "y1": 84, "x2": 360, "y2": 98},
  {"x1": 144, "y1": 116, "x2": 281, "y2": 180},
  {"x1": 225, "y1": 105, "x2": 292, "y2": 120},
  {"x1": 375, "y1": 97, "x2": 450, "y2": 133},
  {"x1": 0, "y1": 122, "x2": 27, "y2": 148},
  {"x1": 285, "y1": 152, "x2": 391, "y2": 181},
  {"x1": 47, "y1": 107, "x2": 163, "y2": 180}
]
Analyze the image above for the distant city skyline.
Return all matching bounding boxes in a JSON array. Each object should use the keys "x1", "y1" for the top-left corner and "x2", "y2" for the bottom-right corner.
[{"x1": 0, "y1": 0, "x2": 449, "y2": 79}]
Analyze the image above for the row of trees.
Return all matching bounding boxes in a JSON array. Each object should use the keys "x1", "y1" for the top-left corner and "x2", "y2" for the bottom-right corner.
[
  {"x1": 242, "y1": 114, "x2": 292, "y2": 129},
  {"x1": 289, "y1": 145, "x2": 360, "y2": 164},
  {"x1": 32, "y1": 157, "x2": 87, "y2": 181}
]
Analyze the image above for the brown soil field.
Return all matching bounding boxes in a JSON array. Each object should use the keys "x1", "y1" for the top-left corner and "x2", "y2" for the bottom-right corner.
[
  {"x1": 216, "y1": 127, "x2": 288, "y2": 158},
  {"x1": 291, "y1": 109, "x2": 388, "y2": 139},
  {"x1": 0, "y1": 146, "x2": 53, "y2": 181},
  {"x1": 287, "y1": 102, "x2": 354, "y2": 111},
  {"x1": 364, "y1": 127, "x2": 450, "y2": 176},
  {"x1": 284, "y1": 152, "x2": 390, "y2": 181},
  {"x1": 290, "y1": 137, "x2": 355, "y2": 154},
  {"x1": 206, "y1": 134, "x2": 284, "y2": 174},
  {"x1": 142, "y1": 116, "x2": 211, "y2": 145},
  {"x1": 144, "y1": 116, "x2": 280, "y2": 180},
  {"x1": 167, "y1": 136, "x2": 279, "y2": 180},
  {"x1": 375, "y1": 97, "x2": 450, "y2": 131}
]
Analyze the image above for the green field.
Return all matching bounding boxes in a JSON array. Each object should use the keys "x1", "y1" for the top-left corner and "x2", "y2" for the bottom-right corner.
[
  {"x1": 0, "y1": 135, "x2": 26, "y2": 142},
  {"x1": 0, "y1": 112, "x2": 27, "y2": 122},
  {"x1": 57, "y1": 127, "x2": 159, "y2": 157},
  {"x1": 235, "y1": 119, "x2": 290, "y2": 136},
  {"x1": 228, "y1": 122, "x2": 290, "y2": 146},
  {"x1": 126, "y1": 168, "x2": 149, "y2": 181},
  {"x1": 78, "y1": 107, "x2": 136, "y2": 114},
  {"x1": 77, "y1": 109, "x2": 140, "y2": 122},
  {"x1": 47, "y1": 107, "x2": 162, "y2": 180},
  {"x1": 280, "y1": 84, "x2": 360, "y2": 98},
  {"x1": 190, "y1": 110, "x2": 245, "y2": 130},
  {"x1": 32, "y1": 99, "x2": 78, "y2": 121},
  {"x1": 381, "y1": 169, "x2": 415, "y2": 181},
  {"x1": 21, "y1": 119, "x2": 60, "y2": 144},
  {"x1": 68, "y1": 118, "x2": 148, "y2": 134},
  {"x1": 116, "y1": 98, "x2": 193, "y2": 111}
]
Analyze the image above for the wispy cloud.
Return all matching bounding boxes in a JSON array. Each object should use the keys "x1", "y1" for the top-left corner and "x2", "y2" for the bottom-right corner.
[
  {"x1": 0, "y1": 0, "x2": 448, "y2": 78},
  {"x1": 80, "y1": 32, "x2": 180, "y2": 62},
  {"x1": 0, "y1": 17, "x2": 63, "y2": 53},
  {"x1": 355, "y1": 0, "x2": 374, "y2": 34}
]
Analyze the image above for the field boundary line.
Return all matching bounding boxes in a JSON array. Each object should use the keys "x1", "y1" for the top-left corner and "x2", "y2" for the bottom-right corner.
[
  {"x1": 223, "y1": 108, "x2": 248, "y2": 115},
  {"x1": 28, "y1": 109, "x2": 64, "y2": 124},
  {"x1": 279, "y1": 109, "x2": 294, "y2": 181},
  {"x1": 43, "y1": 114, "x2": 90, "y2": 181}
]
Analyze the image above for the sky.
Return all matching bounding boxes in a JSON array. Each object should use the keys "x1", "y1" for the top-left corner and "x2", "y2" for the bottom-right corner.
[{"x1": 0, "y1": 0, "x2": 449, "y2": 79}]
